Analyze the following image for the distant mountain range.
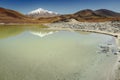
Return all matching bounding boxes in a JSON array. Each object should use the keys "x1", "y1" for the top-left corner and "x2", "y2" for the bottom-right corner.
[
  {"x1": 75, "y1": 9, "x2": 120, "y2": 21},
  {"x1": 27, "y1": 8, "x2": 58, "y2": 18},
  {"x1": 51, "y1": 9, "x2": 120, "y2": 22},
  {"x1": 0, "y1": 7, "x2": 120, "y2": 24},
  {"x1": 74, "y1": 9, "x2": 120, "y2": 18}
]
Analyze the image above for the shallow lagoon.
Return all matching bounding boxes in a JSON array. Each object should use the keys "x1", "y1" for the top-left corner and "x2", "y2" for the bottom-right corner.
[{"x1": 0, "y1": 26, "x2": 117, "y2": 80}]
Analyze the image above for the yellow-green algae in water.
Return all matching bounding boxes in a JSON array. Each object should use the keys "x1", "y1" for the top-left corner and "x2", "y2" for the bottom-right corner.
[{"x1": 0, "y1": 25, "x2": 47, "y2": 39}]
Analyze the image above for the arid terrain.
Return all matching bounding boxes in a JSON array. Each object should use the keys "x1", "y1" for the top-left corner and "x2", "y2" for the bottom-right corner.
[{"x1": 0, "y1": 7, "x2": 120, "y2": 24}]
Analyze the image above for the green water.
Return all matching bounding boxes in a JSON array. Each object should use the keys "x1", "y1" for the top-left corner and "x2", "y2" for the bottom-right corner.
[{"x1": 0, "y1": 26, "x2": 117, "y2": 80}]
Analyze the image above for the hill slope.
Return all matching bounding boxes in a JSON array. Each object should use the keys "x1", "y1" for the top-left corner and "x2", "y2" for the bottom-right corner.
[
  {"x1": 0, "y1": 7, "x2": 28, "y2": 19},
  {"x1": 0, "y1": 7, "x2": 41, "y2": 24},
  {"x1": 95, "y1": 9, "x2": 120, "y2": 17}
]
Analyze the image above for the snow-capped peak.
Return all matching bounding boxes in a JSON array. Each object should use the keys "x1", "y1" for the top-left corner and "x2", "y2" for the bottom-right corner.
[{"x1": 27, "y1": 8, "x2": 58, "y2": 18}]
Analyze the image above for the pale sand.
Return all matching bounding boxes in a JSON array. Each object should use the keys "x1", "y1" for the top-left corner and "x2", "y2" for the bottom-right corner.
[
  {"x1": 114, "y1": 37, "x2": 120, "y2": 80},
  {"x1": 107, "y1": 37, "x2": 120, "y2": 80}
]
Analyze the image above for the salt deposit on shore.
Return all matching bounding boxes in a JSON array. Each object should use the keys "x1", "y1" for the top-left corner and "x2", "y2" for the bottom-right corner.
[{"x1": 45, "y1": 20, "x2": 120, "y2": 46}]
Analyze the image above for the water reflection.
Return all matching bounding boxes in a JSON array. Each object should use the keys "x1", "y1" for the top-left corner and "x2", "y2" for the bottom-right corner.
[
  {"x1": 31, "y1": 31, "x2": 55, "y2": 37},
  {"x1": 0, "y1": 25, "x2": 52, "y2": 39}
]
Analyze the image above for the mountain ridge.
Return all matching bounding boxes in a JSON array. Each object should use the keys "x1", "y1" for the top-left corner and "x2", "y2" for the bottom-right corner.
[
  {"x1": 0, "y1": 7, "x2": 120, "y2": 24},
  {"x1": 94, "y1": 9, "x2": 120, "y2": 17},
  {"x1": 27, "y1": 8, "x2": 59, "y2": 18}
]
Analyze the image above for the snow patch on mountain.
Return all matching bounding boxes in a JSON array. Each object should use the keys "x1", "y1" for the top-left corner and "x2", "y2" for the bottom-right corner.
[{"x1": 27, "y1": 8, "x2": 59, "y2": 18}]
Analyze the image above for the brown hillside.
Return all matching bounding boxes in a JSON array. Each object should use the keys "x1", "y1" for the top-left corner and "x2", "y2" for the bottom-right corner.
[
  {"x1": 0, "y1": 7, "x2": 120, "y2": 24},
  {"x1": 0, "y1": 7, "x2": 41, "y2": 24},
  {"x1": 0, "y1": 7, "x2": 28, "y2": 19}
]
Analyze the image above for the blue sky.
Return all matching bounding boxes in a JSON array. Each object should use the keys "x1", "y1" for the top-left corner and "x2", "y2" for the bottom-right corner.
[{"x1": 0, "y1": 0, "x2": 119, "y2": 14}]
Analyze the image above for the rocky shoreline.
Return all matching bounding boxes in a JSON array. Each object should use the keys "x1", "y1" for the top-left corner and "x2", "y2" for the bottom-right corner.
[
  {"x1": 46, "y1": 21, "x2": 120, "y2": 48},
  {"x1": 46, "y1": 20, "x2": 119, "y2": 33}
]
